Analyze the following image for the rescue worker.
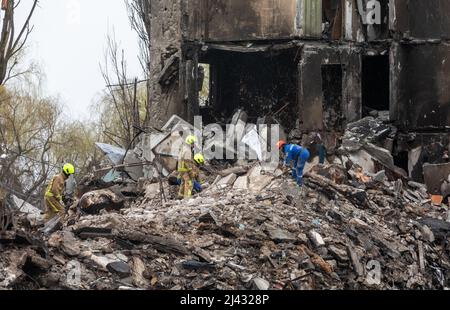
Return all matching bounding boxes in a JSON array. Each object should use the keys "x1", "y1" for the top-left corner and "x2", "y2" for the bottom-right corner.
[
  {"x1": 277, "y1": 140, "x2": 310, "y2": 186},
  {"x1": 169, "y1": 153, "x2": 206, "y2": 193},
  {"x1": 191, "y1": 153, "x2": 206, "y2": 193},
  {"x1": 177, "y1": 135, "x2": 198, "y2": 199},
  {"x1": 44, "y1": 163, "x2": 75, "y2": 220},
  {"x1": 311, "y1": 133, "x2": 327, "y2": 165}
]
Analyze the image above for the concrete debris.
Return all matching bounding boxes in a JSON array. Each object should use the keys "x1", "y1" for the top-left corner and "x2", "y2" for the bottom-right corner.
[
  {"x1": 95, "y1": 143, "x2": 126, "y2": 165},
  {"x1": 61, "y1": 232, "x2": 81, "y2": 257},
  {"x1": 1, "y1": 112, "x2": 450, "y2": 290},
  {"x1": 252, "y1": 277, "x2": 270, "y2": 290},
  {"x1": 216, "y1": 174, "x2": 237, "y2": 189},
  {"x1": 78, "y1": 189, "x2": 125, "y2": 214},
  {"x1": 107, "y1": 261, "x2": 132, "y2": 278},
  {"x1": 265, "y1": 226, "x2": 296, "y2": 243},
  {"x1": 423, "y1": 163, "x2": 450, "y2": 195},
  {"x1": 308, "y1": 231, "x2": 325, "y2": 248},
  {"x1": 233, "y1": 176, "x2": 248, "y2": 190}
]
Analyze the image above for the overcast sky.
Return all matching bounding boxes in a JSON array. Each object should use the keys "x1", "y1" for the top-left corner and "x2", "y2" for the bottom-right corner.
[{"x1": 17, "y1": 0, "x2": 141, "y2": 120}]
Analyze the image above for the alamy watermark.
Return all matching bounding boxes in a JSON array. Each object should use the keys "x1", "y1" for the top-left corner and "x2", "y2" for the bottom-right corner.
[
  {"x1": 154, "y1": 116, "x2": 282, "y2": 170},
  {"x1": 366, "y1": 260, "x2": 382, "y2": 286},
  {"x1": 358, "y1": 0, "x2": 382, "y2": 25}
]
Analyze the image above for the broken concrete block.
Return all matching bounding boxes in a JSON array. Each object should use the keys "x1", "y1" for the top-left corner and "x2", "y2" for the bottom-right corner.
[
  {"x1": 249, "y1": 175, "x2": 273, "y2": 192},
  {"x1": 265, "y1": 226, "x2": 296, "y2": 243},
  {"x1": 297, "y1": 233, "x2": 308, "y2": 244},
  {"x1": 346, "y1": 150, "x2": 376, "y2": 174},
  {"x1": 29, "y1": 251, "x2": 52, "y2": 270},
  {"x1": 371, "y1": 170, "x2": 387, "y2": 183},
  {"x1": 61, "y1": 232, "x2": 81, "y2": 257},
  {"x1": 252, "y1": 277, "x2": 270, "y2": 290},
  {"x1": 420, "y1": 225, "x2": 435, "y2": 243},
  {"x1": 233, "y1": 175, "x2": 248, "y2": 190},
  {"x1": 363, "y1": 143, "x2": 394, "y2": 166},
  {"x1": 144, "y1": 183, "x2": 161, "y2": 200},
  {"x1": 107, "y1": 261, "x2": 132, "y2": 278},
  {"x1": 48, "y1": 232, "x2": 63, "y2": 248},
  {"x1": 273, "y1": 168, "x2": 284, "y2": 177},
  {"x1": 349, "y1": 218, "x2": 370, "y2": 231},
  {"x1": 90, "y1": 255, "x2": 116, "y2": 271},
  {"x1": 216, "y1": 174, "x2": 237, "y2": 189},
  {"x1": 132, "y1": 257, "x2": 149, "y2": 288},
  {"x1": 11, "y1": 195, "x2": 44, "y2": 227},
  {"x1": 95, "y1": 143, "x2": 126, "y2": 165},
  {"x1": 248, "y1": 165, "x2": 262, "y2": 180},
  {"x1": 79, "y1": 189, "x2": 125, "y2": 214},
  {"x1": 347, "y1": 246, "x2": 365, "y2": 277},
  {"x1": 419, "y1": 217, "x2": 450, "y2": 241},
  {"x1": 423, "y1": 162, "x2": 450, "y2": 195},
  {"x1": 328, "y1": 246, "x2": 348, "y2": 262},
  {"x1": 41, "y1": 215, "x2": 63, "y2": 235},
  {"x1": 308, "y1": 231, "x2": 325, "y2": 248},
  {"x1": 123, "y1": 151, "x2": 144, "y2": 181}
]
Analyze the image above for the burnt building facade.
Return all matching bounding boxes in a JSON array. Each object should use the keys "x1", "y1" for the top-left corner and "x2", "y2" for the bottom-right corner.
[{"x1": 147, "y1": 0, "x2": 450, "y2": 182}]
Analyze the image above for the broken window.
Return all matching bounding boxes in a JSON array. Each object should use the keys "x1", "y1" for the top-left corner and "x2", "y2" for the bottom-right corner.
[
  {"x1": 200, "y1": 48, "x2": 299, "y2": 132},
  {"x1": 394, "y1": 150, "x2": 409, "y2": 175},
  {"x1": 362, "y1": 55, "x2": 390, "y2": 117},
  {"x1": 322, "y1": 64, "x2": 343, "y2": 130}
]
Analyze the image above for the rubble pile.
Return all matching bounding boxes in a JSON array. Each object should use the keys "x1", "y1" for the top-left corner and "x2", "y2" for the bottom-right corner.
[
  {"x1": 1, "y1": 115, "x2": 449, "y2": 290},
  {"x1": 1, "y1": 159, "x2": 450, "y2": 290}
]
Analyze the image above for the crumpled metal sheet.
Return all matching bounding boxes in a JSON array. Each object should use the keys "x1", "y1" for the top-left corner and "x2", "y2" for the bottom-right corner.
[{"x1": 95, "y1": 143, "x2": 126, "y2": 165}]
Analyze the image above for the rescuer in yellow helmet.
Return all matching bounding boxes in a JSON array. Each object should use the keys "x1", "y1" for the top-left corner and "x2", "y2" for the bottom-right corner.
[
  {"x1": 44, "y1": 163, "x2": 75, "y2": 221},
  {"x1": 177, "y1": 135, "x2": 198, "y2": 199}
]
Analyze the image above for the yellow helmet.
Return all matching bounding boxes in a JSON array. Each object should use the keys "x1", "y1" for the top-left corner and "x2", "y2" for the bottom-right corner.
[
  {"x1": 185, "y1": 135, "x2": 197, "y2": 146},
  {"x1": 194, "y1": 154, "x2": 205, "y2": 165},
  {"x1": 63, "y1": 163, "x2": 75, "y2": 176}
]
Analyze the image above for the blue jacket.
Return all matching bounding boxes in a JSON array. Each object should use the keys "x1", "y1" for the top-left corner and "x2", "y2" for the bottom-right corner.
[{"x1": 284, "y1": 144, "x2": 305, "y2": 166}]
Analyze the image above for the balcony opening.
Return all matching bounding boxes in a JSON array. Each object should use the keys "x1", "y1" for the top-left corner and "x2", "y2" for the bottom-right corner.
[
  {"x1": 362, "y1": 55, "x2": 390, "y2": 117},
  {"x1": 200, "y1": 48, "x2": 299, "y2": 132},
  {"x1": 322, "y1": 64, "x2": 343, "y2": 131}
]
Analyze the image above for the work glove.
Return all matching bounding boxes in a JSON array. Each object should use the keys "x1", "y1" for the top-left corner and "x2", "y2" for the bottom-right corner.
[{"x1": 193, "y1": 181, "x2": 202, "y2": 192}]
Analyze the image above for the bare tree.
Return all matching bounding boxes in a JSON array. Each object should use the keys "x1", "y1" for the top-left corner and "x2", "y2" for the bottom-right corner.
[
  {"x1": 0, "y1": 83, "x2": 61, "y2": 202},
  {"x1": 100, "y1": 32, "x2": 144, "y2": 149},
  {"x1": 0, "y1": 0, "x2": 39, "y2": 85},
  {"x1": 125, "y1": 0, "x2": 151, "y2": 125}
]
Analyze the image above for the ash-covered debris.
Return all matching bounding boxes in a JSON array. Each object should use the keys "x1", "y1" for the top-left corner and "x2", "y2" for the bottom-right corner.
[{"x1": 1, "y1": 114, "x2": 449, "y2": 290}]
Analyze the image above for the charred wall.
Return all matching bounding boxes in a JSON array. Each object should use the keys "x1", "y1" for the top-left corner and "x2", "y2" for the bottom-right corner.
[
  {"x1": 391, "y1": 0, "x2": 450, "y2": 40},
  {"x1": 184, "y1": 0, "x2": 300, "y2": 42},
  {"x1": 392, "y1": 42, "x2": 450, "y2": 130},
  {"x1": 201, "y1": 48, "x2": 300, "y2": 131},
  {"x1": 148, "y1": 0, "x2": 187, "y2": 128},
  {"x1": 299, "y1": 43, "x2": 362, "y2": 132}
]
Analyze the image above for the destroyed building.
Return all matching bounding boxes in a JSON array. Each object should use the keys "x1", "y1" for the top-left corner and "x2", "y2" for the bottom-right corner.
[
  {"x1": 2, "y1": 0, "x2": 450, "y2": 292},
  {"x1": 148, "y1": 0, "x2": 450, "y2": 184}
]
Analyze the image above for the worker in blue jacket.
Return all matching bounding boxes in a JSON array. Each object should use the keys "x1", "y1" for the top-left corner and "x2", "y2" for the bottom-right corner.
[{"x1": 277, "y1": 140, "x2": 311, "y2": 186}]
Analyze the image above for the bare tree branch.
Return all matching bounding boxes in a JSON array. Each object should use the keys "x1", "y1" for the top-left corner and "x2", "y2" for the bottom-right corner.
[{"x1": 0, "y1": 0, "x2": 39, "y2": 85}]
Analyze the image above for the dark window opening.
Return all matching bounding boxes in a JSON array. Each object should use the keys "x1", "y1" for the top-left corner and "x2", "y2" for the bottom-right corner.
[
  {"x1": 322, "y1": 64, "x2": 343, "y2": 131},
  {"x1": 394, "y1": 151, "x2": 409, "y2": 175},
  {"x1": 362, "y1": 55, "x2": 390, "y2": 117},
  {"x1": 322, "y1": 0, "x2": 343, "y2": 40},
  {"x1": 200, "y1": 49, "x2": 299, "y2": 132}
]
